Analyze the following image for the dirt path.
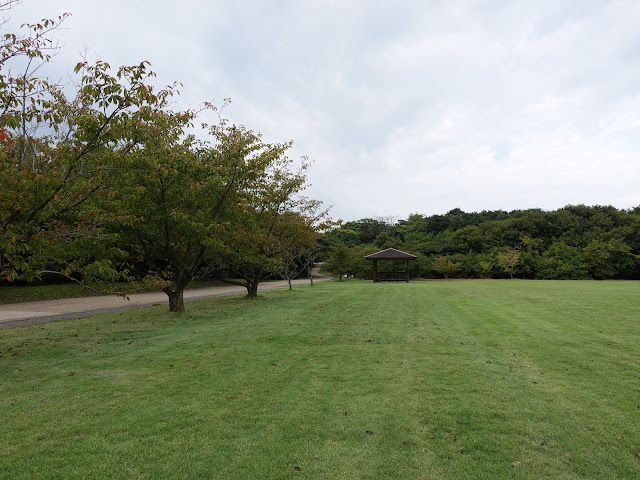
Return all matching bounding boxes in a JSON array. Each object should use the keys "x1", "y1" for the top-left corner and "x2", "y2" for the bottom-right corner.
[{"x1": 0, "y1": 270, "x2": 329, "y2": 329}]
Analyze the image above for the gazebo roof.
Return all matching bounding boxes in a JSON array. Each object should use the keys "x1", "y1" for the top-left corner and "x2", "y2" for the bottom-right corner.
[{"x1": 364, "y1": 247, "x2": 417, "y2": 261}]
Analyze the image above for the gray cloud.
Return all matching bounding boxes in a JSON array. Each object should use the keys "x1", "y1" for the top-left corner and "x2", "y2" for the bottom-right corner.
[{"x1": 11, "y1": 0, "x2": 640, "y2": 220}]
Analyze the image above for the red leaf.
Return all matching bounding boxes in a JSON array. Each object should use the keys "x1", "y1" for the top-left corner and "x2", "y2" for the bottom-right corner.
[{"x1": 68, "y1": 371, "x2": 75, "y2": 376}]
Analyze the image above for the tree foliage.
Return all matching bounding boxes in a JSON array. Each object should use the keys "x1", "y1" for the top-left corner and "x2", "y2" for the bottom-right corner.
[
  {"x1": 0, "y1": 9, "x2": 174, "y2": 287},
  {"x1": 497, "y1": 248, "x2": 521, "y2": 279},
  {"x1": 0, "y1": 6, "x2": 331, "y2": 311},
  {"x1": 216, "y1": 143, "x2": 330, "y2": 296},
  {"x1": 431, "y1": 256, "x2": 462, "y2": 279},
  {"x1": 322, "y1": 205, "x2": 640, "y2": 280}
]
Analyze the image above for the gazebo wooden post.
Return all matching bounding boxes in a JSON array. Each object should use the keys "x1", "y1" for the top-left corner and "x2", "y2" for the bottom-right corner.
[
  {"x1": 405, "y1": 260, "x2": 410, "y2": 283},
  {"x1": 372, "y1": 260, "x2": 378, "y2": 282}
]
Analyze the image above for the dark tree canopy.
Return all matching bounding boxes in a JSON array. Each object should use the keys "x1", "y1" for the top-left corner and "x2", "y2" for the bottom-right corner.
[{"x1": 322, "y1": 205, "x2": 640, "y2": 280}]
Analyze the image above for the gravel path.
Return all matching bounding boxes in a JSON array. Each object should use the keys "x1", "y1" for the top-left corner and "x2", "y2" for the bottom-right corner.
[{"x1": 0, "y1": 273, "x2": 329, "y2": 329}]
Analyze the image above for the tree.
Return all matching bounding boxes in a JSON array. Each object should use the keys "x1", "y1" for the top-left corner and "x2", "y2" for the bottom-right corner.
[
  {"x1": 497, "y1": 248, "x2": 521, "y2": 279},
  {"x1": 374, "y1": 230, "x2": 402, "y2": 249},
  {"x1": 346, "y1": 245, "x2": 379, "y2": 279},
  {"x1": 345, "y1": 217, "x2": 391, "y2": 244},
  {"x1": 299, "y1": 246, "x2": 320, "y2": 285},
  {"x1": 537, "y1": 242, "x2": 588, "y2": 280},
  {"x1": 215, "y1": 137, "x2": 330, "y2": 297},
  {"x1": 583, "y1": 238, "x2": 632, "y2": 279},
  {"x1": 221, "y1": 208, "x2": 328, "y2": 297},
  {"x1": 431, "y1": 255, "x2": 462, "y2": 279},
  {"x1": 104, "y1": 118, "x2": 291, "y2": 310},
  {"x1": 318, "y1": 206, "x2": 640, "y2": 280},
  {"x1": 321, "y1": 226, "x2": 360, "y2": 249},
  {"x1": 519, "y1": 234, "x2": 542, "y2": 279},
  {"x1": 278, "y1": 238, "x2": 320, "y2": 290},
  {"x1": 325, "y1": 243, "x2": 351, "y2": 280},
  {"x1": 1, "y1": 4, "x2": 332, "y2": 309},
  {"x1": 0, "y1": 5, "x2": 182, "y2": 289},
  {"x1": 478, "y1": 260, "x2": 493, "y2": 278},
  {"x1": 279, "y1": 248, "x2": 301, "y2": 291}
]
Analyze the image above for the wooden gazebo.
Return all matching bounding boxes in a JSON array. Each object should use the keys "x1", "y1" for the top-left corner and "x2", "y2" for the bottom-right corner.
[{"x1": 364, "y1": 248, "x2": 417, "y2": 283}]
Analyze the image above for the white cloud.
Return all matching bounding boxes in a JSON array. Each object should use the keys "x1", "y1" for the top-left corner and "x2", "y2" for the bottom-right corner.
[{"x1": 8, "y1": 0, "x2": 640, "y2": 220}]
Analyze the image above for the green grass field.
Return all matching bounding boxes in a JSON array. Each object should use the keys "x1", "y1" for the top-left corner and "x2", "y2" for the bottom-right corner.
[{"x1": 1, "y1": 280, "x2": 639, "y2": 479}]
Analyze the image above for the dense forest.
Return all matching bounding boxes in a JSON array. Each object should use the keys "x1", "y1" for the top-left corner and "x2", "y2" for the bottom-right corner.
[{"x1": 322, "y1": 205, "x2": 640, "y2": 280}]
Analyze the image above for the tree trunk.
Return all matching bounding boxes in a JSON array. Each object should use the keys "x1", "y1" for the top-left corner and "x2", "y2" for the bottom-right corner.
[
  {"x1": 165, "y1": 288, "x2": 185, "y2": 312},
  {"x1": 288, "y1": 278, "x2": 292, "y2": 290},
  {"x1": 246, "y1": 282, "x2": 259, "y2": 298}
]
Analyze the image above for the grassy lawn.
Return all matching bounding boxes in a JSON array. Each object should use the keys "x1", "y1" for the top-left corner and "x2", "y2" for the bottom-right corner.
[{"x1": 1, "y1": 280, "x2": 639, "y2": 479}]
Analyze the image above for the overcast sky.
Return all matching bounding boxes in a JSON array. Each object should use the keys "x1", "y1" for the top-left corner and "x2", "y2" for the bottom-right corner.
[{"x1": 8, "y1": 0, "x2": 640, "y2": 221}]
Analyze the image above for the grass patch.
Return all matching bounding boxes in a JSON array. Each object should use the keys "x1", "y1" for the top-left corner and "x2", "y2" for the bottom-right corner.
[
  {"x1": 1, "y1": 280, "x2": 639, "y2": 479},
  {"x1": 0, "y1": 282, "x2": 102, "y2": 304}
]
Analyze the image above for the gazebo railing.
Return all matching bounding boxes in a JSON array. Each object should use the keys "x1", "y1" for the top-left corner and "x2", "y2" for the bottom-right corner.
[{"x1": 376, "y1": 271, "x2": 407, "y2": 282}]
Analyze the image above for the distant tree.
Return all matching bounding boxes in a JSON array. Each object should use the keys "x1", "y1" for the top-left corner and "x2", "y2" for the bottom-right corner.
[
  {"x1": 519, "y1": 234, "x2": 543, "y2": 278},
  {"x1": 583, "y1": 238, "x2": 632, "y2": 279},
  {"x1": 320, "y1": 205, "x2": 640, "y2": 280},
  {"x1": 537, "y1": 242, "x2": 588, "y2": 280},
  {"x1": 478, "y1": 259, "x2": 493, "y2": 278},
  {"x1": 497, "y1": 248, "x2": 521, "y2": 279},
  {"x1": 217, "y1": 148, "x2": 330, "y2": 297},
  {"x1": 278, "y1": 235, "x2": 321, "y2": 290},
  {"x1": 322, "y1": 227, "x2": 360, "y2": 248},
  {"x1": 432, "y1": 255, "x2": 462, "y2": 279},
  {"x1": 348, "y1": 245, "x2": 379, "y2": 279},
  {"x1": 342, "y1": 218, "x2": 390, "y2": 244},
  {"x1": 424, "y1": 214, "x2": 450, "y2": 234},
  {"x1": 325, "y1": 244, "x2": 351, "y2": 280},
  {"x1": 298, "y1": 245, "x2": 320, "y2": 286},
  {"x1": 452, "y1": 225, "x2": 485, "y2": 253},
  {"x1": 409, "y1": 255, "x2": 433, "y2": 279},
  {"x1": 374, "y1": 231, "x2": 402, "y2": 249},
  {"x1": 421, "y1": 231, "x2": 456, "y2": 255}
]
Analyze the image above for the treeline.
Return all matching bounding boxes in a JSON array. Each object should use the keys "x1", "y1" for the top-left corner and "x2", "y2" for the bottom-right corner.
[
  {"x1": 0, "y1": 8, "x2": 328, "y2": 311},
  {"x1": 323, "y1": 206, "x2": 640, "y2": 280}
]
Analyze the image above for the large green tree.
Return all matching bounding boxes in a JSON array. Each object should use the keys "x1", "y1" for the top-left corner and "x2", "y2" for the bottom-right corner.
[
  {"x1": 0, "y1": 5, "x2": 181, "y2": 288},
  {"x1": 1, "y1": 5, "x2": 331, "y2": 308},
  {"x1": 216, "y1": 143, "x2": 330, "y2": 297},
  {"x1": 103, "y1": 120, "x2": 294, "y2": 310}
]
